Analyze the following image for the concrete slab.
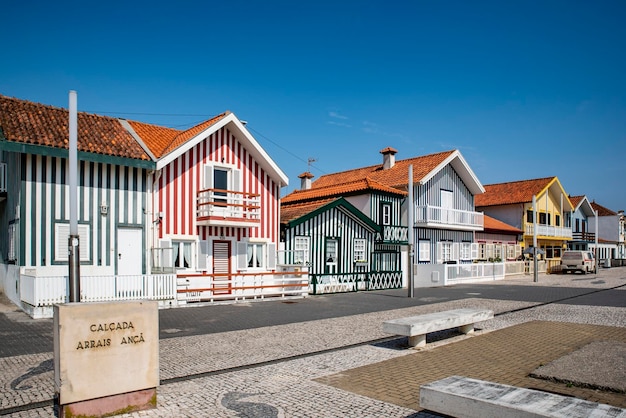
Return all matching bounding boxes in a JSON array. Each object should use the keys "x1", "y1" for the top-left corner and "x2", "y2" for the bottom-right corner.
[
  {"x1": 420, "y1": 375, "x2": 626, "y2": 418},
  {"x1": 531, "y1": 341, "x2": 626, "y2": 393}
]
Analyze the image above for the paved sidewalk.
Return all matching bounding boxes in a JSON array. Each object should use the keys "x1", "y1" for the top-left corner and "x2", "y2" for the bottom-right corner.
[{"x1": 0, "y1": 268, "x2": 625, "y2": 417}]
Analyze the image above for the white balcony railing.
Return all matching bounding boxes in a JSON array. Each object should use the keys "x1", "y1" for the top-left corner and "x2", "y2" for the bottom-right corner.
[
  {"x1": 415, "y1": 205, "x2": 484, "y2": 231},
  {"x1": 197, "y1": 188, "x2": 261, "y2": 227},
  {"x1": 525, "y1": 224, "x2": 572, "y2": 239}
]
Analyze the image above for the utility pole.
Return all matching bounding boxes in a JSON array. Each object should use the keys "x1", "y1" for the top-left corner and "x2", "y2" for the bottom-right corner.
[
  {"x1": 68, "y1": 91, "x2": 80, "y2": 302},
  {"x1": 407, "y1": 165, "x2": 414, "y2": 298},
  {"x1": 533, "y1": 195, "x2": 538, "y2": 283}
]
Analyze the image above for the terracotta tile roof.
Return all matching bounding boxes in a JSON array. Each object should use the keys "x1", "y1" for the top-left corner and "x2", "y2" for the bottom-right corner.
[
  {"x1": 128, "y1": 111, "x2": 229, "y2": 159},
  {"x1": 568, "y1": 195, "x2": 584, "y2": 207},
  {"x1": 590, "y1": 201, "x2": 617, "y2": 216},
  {"x1": 483, "y1": 215, "x2": 522, "y2": 234},
  {"x1": 0, "y1": 94, "x2": 151, "y2": 161},
  {"x1": 311, "y1": 150, "x2": 456, "y2": 190},
  {"x1": 280, "y1": 198, "x2": 337, "y2": 224},
  {"x1": 475, "y1": 177, "x2": 555, "y2": 207},
  {"x1": 282, "y1": 177, "x2": 407, "y2": 204}
]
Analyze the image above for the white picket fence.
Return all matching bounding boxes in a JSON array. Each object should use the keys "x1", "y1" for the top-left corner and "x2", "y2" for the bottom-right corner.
[{"x1": 20, "y1": 273, "x2": 177, "y2": 307}]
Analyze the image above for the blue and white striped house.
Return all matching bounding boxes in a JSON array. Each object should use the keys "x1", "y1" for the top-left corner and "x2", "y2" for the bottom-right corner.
[{"x1": 281, "y1": 147, "x2": 486, "y2": 289}]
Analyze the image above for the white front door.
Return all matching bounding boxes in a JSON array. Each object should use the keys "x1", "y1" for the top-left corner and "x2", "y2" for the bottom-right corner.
[
  {"x1": 117, "y1": 228, "x2": 143, "y2": 276},
  {"x1": 441, "y1": 190, "x2": 453, "y2": 223}
]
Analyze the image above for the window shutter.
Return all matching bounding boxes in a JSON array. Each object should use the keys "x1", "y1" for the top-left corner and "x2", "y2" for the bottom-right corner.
[
  {"x1": 471, "y1": 243, "x2": 479, "y2": 259},
  {"x1": 55, "y1": 223, "x2": 70, "y2": 261},
  {"x1": 267, "y1": 243, "x2": 276, "y2": 270},
  {"x1": 237, "y1": 242, "x2": 247, "y2": 270},
  {"x1": 452, "y1": 242, "x2": 460, "y2": 261},
  {"x1": 233, "y1": 168, "x2": 242, "y2": 192},
  {"x1": 436, "y1": 242, "x2": 442, "y2": 264},
  {"x1": 203, "y1": 165, "x2": 214, "y2": 190},
  {"x1": 159, "y1": 238, "x2": 172, "y2": 268},
  {"x1": 197, "y1": 240, "x2": 209, "y2": 270}
]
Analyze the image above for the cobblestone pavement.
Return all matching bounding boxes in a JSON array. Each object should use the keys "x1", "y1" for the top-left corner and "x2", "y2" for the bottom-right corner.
[{"x1": 0, "y1": 268, "x2": 625, "y2": 417}]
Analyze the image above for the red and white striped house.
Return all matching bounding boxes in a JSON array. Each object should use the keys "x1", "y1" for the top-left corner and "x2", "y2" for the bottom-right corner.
[{"x1": 127, "y1": 112, "x2": 304, "y2": 302}]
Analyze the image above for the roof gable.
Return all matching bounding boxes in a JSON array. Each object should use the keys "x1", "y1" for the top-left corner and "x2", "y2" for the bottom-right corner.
[
  {"x1": 0, "y1": 94, "x2": 151, "y2": 162},
  {"x1": 476, "y1": 176, "x2": 573, "y2": 211},
  {"x1": 152, "y1": 112, "x2": 288, "y2": 187},
  {"x1": 569, "y1": 195, "x2": 596, "y2": 217}
]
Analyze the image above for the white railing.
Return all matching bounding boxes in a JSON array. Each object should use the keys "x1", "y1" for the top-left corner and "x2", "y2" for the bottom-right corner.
[
  {"x1": 415, "y1": 205, "x2": 484, "y2": 230},
  {"x1": 525, "y1": 224, "x2": 572, "y2": 239},
  {"x1": 177, "y1": 269, "x2": 309, "y2": 303},
  {"x1": 197, "y1": 188, "x2": 260, "y2": 225},
  {"x1": 20, "y1": 274, "x2": 176, "y2": 307},
  {"x1": 445, "y1": 262, "x2": 505, "y2": 285},
  {"x1": 0, "y1": 162, "x2": 6, "y2": 194}
]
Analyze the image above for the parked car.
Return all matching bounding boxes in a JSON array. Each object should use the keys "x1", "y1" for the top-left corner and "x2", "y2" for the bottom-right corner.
[{"x1": 561, "y1": 251, "x2": 596, "y2": 274}]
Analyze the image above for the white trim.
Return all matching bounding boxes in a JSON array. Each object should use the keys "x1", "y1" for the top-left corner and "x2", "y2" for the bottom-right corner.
[
  {"x1": 419, "y1": 150, "x2": 485, "y2": 195},
  {"x1": 155, "y1": 113, "x2": 289, "y2": 187}
]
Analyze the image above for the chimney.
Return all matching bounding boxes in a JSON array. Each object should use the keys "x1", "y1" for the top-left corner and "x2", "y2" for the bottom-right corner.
[
  {"x1": 380, "y1": 147, "x2": 398, "y2": 170},
  {"x1": 298, "y1": 172, "x2": 314, "y2": 190}
]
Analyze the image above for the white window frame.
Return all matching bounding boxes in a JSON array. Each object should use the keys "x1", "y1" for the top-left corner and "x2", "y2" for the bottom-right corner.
[
  {"x1": 460, "y1": 242, "x2": 472, "y2": 260},
  {"x1": 381, "y1": 203, "x2": 391, "y2": 226},
  {"x1": 237, "y1": 240, "x2": 275, "y2": 271},
  {"x1": 172, "y1": 240, "x2": 195, "y2": 270},
  {"x1": 353, "y1": 238, "x2": 367, "y2": 264},
  {"x1": 294, "y1": 236, "x2": 310, "y2": 264},
  {"x1": 55, "y1": 223, "x2": 90, "y2": 262},
  {"x1": 439, "y1": 241, "x2": 453, "y2": 263}
]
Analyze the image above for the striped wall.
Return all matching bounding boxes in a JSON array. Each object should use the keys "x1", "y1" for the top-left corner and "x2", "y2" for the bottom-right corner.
[
  {"x1": 156, "y1": 126, "x2": 281, "y2": 244},
  {"x1": 369, "y1": 193, "x2": 405, "y2": 225},
  {"x1": 284, "y1": 206, "x2": 376, "y2": 276},
  {"x1": 19, "y1": 153, "x2": 147, "y2": 268},
  {"x1": 415, "y1": 164, "x2": 474, "y2": 211}
]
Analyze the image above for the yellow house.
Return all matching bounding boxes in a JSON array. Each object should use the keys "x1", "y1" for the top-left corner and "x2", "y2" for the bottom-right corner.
[{"x1": 475, "y1": 177, "x2": 574, "y2": 262}]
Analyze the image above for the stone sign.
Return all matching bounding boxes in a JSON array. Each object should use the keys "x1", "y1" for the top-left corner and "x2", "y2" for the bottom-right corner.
[{"x1": 54, "y1": 300, "x2": 159, "y2": 415}]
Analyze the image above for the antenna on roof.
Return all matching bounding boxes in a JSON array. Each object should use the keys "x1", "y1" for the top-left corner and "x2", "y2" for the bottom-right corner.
[{"x1": 307, "y1": 157, "x2": 317, "y2": 169}]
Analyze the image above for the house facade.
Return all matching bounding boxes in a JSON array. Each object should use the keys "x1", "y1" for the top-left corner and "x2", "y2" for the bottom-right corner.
[
  {"x1": 0, "y1": 94, "x2": 297, "y2": 317},
  {"x1": 130, "y1": 113, "x2": 291, "y2": 301},
  {"x1": 0, "y1": 94, "x2": 154, "y2": 311},
  {"x1": 588, "y1": 201, "x2": 625, "y2": 262},
  {"x1": 281, "y1": 147, "x2": 485, "y2": 288},
  {"x1": 475, "y1": 215, "x2": 523, "y2": 262},
  {"x1": 280, "y1": 173, "x2": 407, "y2": 291},
  {"x1": 475, "y1": 177, "x2": 574, "y2": 268},
  {"x1": 568, "y1": 195, "x2": 596, "y2": 251}
]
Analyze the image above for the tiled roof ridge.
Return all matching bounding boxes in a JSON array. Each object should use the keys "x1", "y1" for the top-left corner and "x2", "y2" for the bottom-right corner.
[
  {"x1": 313, "y1": 149, "x2": 456, "y2": 182},
  {"x1": 158, "y1": 111, "x2": 231, "y2": 157},
  {"x1": 484, "y1": 176, "x2": 556, "y2": 188},
  {"x1": 590, "y1": 201, "x2": 617, "y2": 216},
  {"x1": 1, "y1": 93, "x2": 122, "y2": 124}
]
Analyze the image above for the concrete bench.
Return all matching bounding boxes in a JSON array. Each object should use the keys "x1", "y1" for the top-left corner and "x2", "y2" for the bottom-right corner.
[
  {"x1": 420, "y1": 375, "x2": 626, "y2": 418},
  {"x1": 382, "y1": 308, "x2": 493, "y2": 348}
]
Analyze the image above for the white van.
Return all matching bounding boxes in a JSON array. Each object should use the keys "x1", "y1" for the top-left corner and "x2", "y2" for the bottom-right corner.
[{"x1": 561, "y1": 250, "x2": 596, "y2": 274}]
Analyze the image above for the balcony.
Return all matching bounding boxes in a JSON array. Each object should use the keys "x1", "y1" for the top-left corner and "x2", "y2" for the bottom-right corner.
[
  {"x1": 414, "y1": 205, "x2": 484, "y2": 231},
  {"x1": 197, "y1": 188, "x2": 260, "y2": 227},
  {"x1": 571, "y1": 231, "x2": 596, "y2": 242},
  {"x1": 0, "y1": 162, "x2": 6, "y2": 202},
  {"x1": 524, "y1": 224, "x2": 572, "y2": 239},
  {"x1": 377, "y1": 225, "x2": 409, "y2": 244}
]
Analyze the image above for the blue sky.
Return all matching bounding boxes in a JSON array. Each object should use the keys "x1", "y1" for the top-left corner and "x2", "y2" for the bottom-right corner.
[{"x1": 2, "y1": 1, "x2": 625, "y2": 211}]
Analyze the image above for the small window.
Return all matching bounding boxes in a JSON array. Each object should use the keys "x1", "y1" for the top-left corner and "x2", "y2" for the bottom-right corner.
[
  {"x1": 172, "y1": 241, "x2": 193, "y2": 269},
  {"x1": 247, "y1": 243, "x2": 264, "y2": 268},
  {"x1": 526, "y1": 210, "x2": 533, "y2": 223},
  {"x1": 440, "y1": 242, "x2": 452, "y2": 262},
  {"x1": 294, "y1": 236, "x2": 310, "y2": 264},
  {"x1": 555, "y1": 215, "x2": 560, "y2": 227},
  {"x1": 353, "y1": 238, "x2": 367, "y2": 263},
  {"x1": 418, "y1": 240, "x2": 430, "y2": 262},
  {"x1": 539, "y1": 213, "x2": 547, "y2": 224},
  {"x1": 460, "y1": 242, "x2": 472, "y2": 260},
  {"x1": 380, "y1": 203, "x2": 392, "y2": 226},
  {"x1": 55, "y1": 223, "x2": 90, "y2": 262}
]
